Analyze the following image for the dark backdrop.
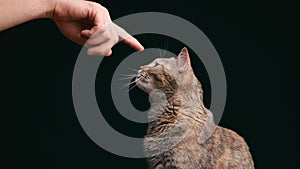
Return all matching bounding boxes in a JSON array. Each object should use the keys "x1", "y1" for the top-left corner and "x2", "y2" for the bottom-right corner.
[{"x1": 2, "y1": 0, "x2": 298, "y2": 169}]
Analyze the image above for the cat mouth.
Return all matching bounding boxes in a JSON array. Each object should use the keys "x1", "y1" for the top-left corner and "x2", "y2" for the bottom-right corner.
[
  {"x1": 135, "y1": 71, "x2": 148, "y2": 82},
  {"x1": 135, "y1": 73, "x2": 151, "y2": 93},
  {"x1": 135, "y1": 75, "x2": 148, "y2": 86}
]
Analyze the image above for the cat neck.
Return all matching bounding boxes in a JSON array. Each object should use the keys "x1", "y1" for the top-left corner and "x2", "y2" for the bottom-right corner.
[
  {"x1": 147, "y1": 82, "x2": 206, "y2": 136},
  {"x1": 178, "y1": 79, "x2": 204, "y2": 109}
]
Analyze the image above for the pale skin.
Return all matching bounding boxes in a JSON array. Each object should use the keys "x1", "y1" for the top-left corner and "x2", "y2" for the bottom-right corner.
[{"x1": 0, "y1": 0, "x2": 144, "y2": 56}]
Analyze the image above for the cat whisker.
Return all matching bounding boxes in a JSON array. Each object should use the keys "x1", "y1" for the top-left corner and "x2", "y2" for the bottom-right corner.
[
  {"x1": 128, "y1": 79, "x2": 139, "y2": 85},
  {"x1": 128, "y1": 68, "x2": 138, "y2": 72},
  {"x1": 163, "y1": 41, "x2": 169, "y2": 56},
  {"x1": 116, "y1": 76, "x2": 136, "y2": 81},
  {"x1": 120, "y1": 73, "x2": 136, "y2": 77},
  {"x1": 120, "y1": 81, "x2": 134, "y2": 89},
  {"x1": 162, "y1": 47, "x2": 167, "y2": 57},
  {"x1": 158, "y1": 48, "x2": 162, "y2": 58},
  {"x1": 126, "y1": 83, "x2": 138, "y2": 93},
  {"x1": 156, "y1": 47, "x2": 161, "y2": 58},
  {"x1": 120, "y1": 76, "x2": 143, "y2": 89},
  {"x1": 155, "y1": 47, "x2": 160, "y2": 58},
  {"x1": 160, "y1": 48, "x2": 163, "y2": 57},
  {"x1": 124, "y1": 76, "x2": 144, "y2": 93}
]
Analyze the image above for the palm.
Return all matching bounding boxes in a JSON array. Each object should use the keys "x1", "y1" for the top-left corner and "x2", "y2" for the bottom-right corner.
[
  {"x1": 50, "y1": 0, "x2": 143, "y2": 56},
  {"x1": 55, "y1": 19, "x2": 93, "y2": 45},
  {"x1": 51, "y1": 0, "x2": 105, "y2": 45}
]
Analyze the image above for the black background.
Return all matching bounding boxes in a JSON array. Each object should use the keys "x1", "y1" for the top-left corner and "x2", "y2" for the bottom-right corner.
[{"x1": 2, "y1": 0, "x2": 298, "y2": 169}]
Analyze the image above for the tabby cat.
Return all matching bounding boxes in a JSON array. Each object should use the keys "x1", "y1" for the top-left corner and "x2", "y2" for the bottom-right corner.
[{"x1": 135, "y1": 47, "x2": 254, "y2": 169}]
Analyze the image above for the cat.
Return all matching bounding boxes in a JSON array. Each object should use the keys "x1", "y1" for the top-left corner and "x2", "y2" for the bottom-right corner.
[{"x1": 135, "y1": 47, "x2": 254, "y2": 169}]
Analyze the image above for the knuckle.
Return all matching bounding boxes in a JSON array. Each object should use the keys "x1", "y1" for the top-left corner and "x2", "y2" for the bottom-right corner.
[
  {"x1": 102, "y1": 33, "x2": 110, "y2": 41},
  {"x1": 86, "y1": 39, "x2": 96, "y2": 47},
  {"x1": 96, "y1": 26, "x2": 106, "y2": 33},
  {"x1": 112, "y1": 36, "x2": 119, "y2": 44},
  {"x1": 87, "y1": 48, "x2": 94, "y2": 55},
  {"x1": 100, "y1": 6, "x2": 109, "y2": 15},
  {"x1": 98, "y1": 48, "x2": 107, "y2": 56},
  {"x1": 102, "y1": 7, "x2": 109, "y2": 14},
  {"x1": 86, "y1": 40, "x2": 92, "y2": 47}
]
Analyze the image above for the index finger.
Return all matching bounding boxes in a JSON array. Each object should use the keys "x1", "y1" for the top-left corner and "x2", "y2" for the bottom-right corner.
[{"x1": 115, "y1": 24, "x2": 144, "y2": 51}]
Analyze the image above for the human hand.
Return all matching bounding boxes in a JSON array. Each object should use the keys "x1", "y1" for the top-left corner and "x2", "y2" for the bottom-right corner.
[{"x1": 47, "y1": 0, "x2": 144, "y2": 56}]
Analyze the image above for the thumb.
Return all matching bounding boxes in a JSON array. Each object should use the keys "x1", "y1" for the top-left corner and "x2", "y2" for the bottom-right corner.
[{"x1": 105, "y1": 49, "x2": 112, "y2": 56}]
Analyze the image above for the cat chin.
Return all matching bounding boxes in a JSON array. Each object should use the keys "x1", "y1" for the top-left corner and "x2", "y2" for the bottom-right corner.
[
  {"x1": 137, "y1": 86, "x2": 151, "y2": 94},
  {"x1": 136, "y1": 81, "x2": 153, "y2": 94}
]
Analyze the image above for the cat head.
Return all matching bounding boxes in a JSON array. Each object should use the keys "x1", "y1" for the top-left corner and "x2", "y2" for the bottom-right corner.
[{"x1": 136, "y1": 47, "x2": 199, "y2": 97}]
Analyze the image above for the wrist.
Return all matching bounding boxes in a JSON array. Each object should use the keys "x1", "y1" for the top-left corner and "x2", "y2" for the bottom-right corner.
[{"x1": 43, "y1": 0, "x2": 57, "y2": 19}]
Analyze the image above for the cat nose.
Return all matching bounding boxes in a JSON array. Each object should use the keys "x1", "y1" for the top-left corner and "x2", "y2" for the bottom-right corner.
[
  {"x1": 137, "y1": 70, "x2": 147, "y2": 78},
  {"x1": 139, "y1": 65, "x2": 149, "y2": 71},
  {"x1": 138, "y1": 66, "x2": 147, "y2": 72}
]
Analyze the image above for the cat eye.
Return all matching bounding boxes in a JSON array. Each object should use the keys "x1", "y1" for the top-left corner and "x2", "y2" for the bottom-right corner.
[{"x1": 154, "y1": 62, "x2": 160, "y2": 67}]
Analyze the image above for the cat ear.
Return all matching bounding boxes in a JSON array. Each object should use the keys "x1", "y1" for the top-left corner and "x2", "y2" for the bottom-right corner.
[{"x1": 177, "y1": 47, "x2": 191, "y2": 72}]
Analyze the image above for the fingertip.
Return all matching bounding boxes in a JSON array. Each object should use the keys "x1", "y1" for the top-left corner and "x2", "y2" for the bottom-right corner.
[
  {"x1": 81, "y1": 29, "x2": 89, "y2": 34},
  {"x1": 132, "y1": 39, "x2": 144, "y2": 51},
  {"x1": 137, "y1": 43, "x2": 144, "y2": 51},
  {"x1": 122, "y1": 37, "x2": 145, "y2": 51},
  {"x1": 105, "y1": 49, "x2": 112, "y2": 57},
  {"x1": 87, "y1": 47, "x2": 112, "y2": 57},
  {"x1": 81, "y1": 30, "x2": 91, "y2": 38},
  {"x1": 87, "y1": 49, "x2": 94, "y2": 56},
  {"x1": 134, "y1": 38, "x2": 144, "y2": 51},
  {"x1": 116, "y1": 25, "x2": 144, "y2": 51}
]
